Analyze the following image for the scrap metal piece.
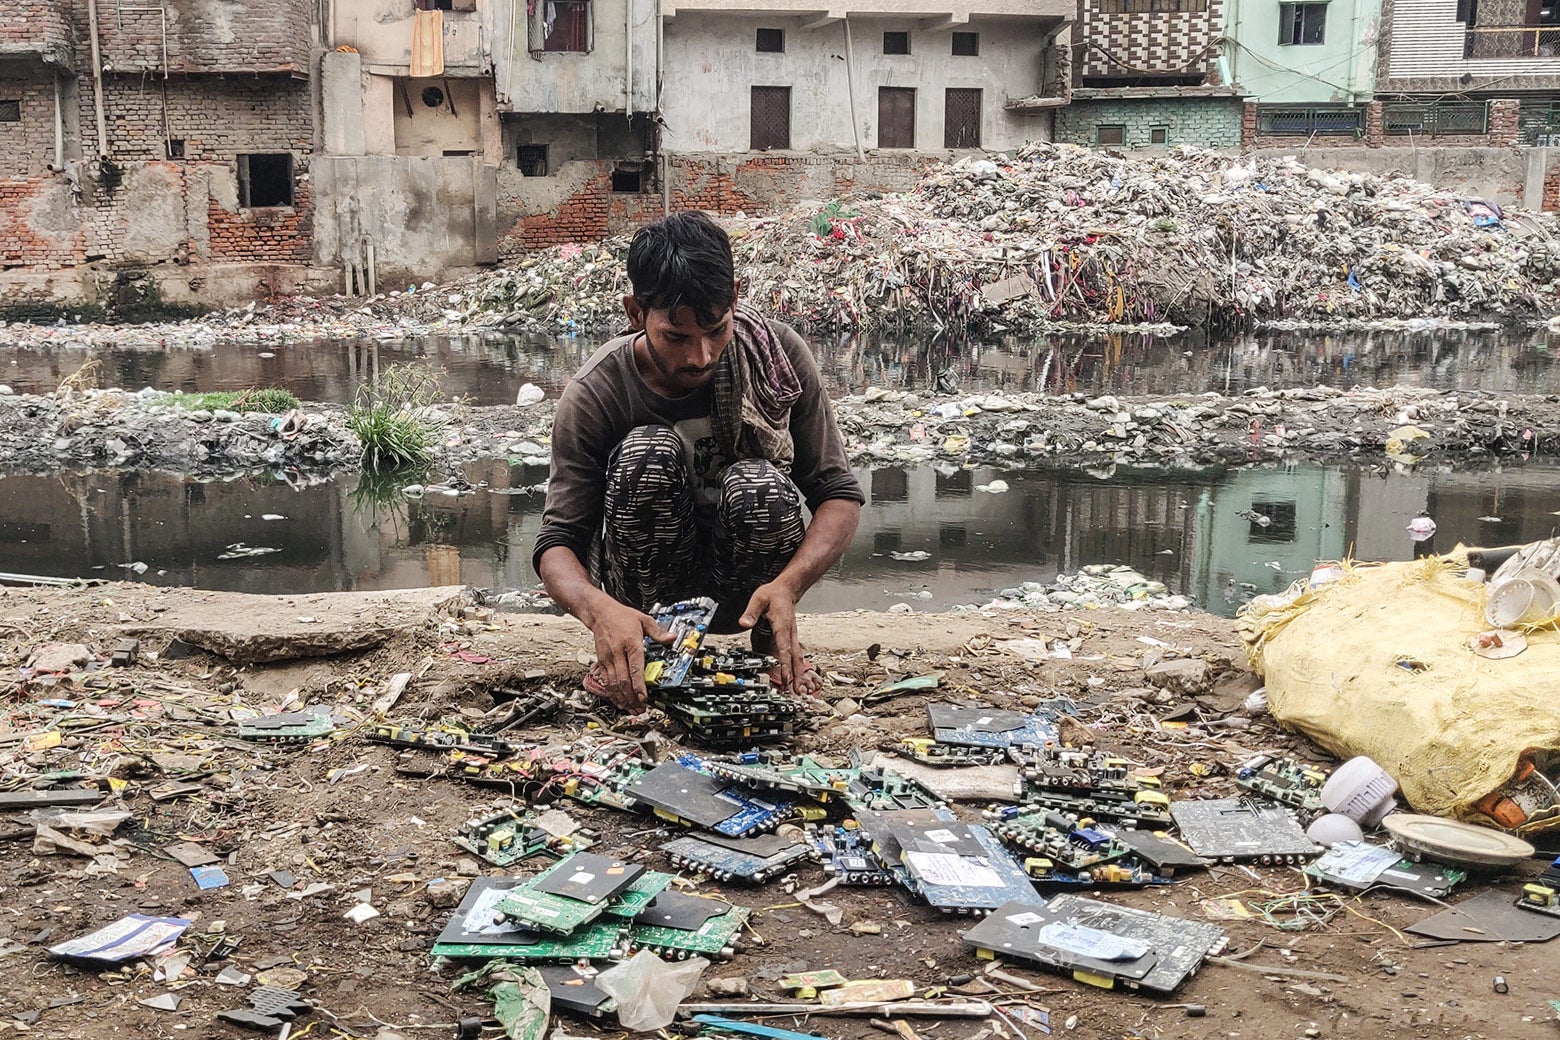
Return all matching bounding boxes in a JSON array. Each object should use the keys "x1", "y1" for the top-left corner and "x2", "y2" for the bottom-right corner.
[
  {"x1": 962, "y1": 896, "x2": 1227, "y2": 995},
  {"x1": 1169, "y1": 798, "x2": 1320, "y2": 864}
]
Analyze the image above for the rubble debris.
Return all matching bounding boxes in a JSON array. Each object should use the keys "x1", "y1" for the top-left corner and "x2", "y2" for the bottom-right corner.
[
  {"x1": 5, "y1": 579, "x2": 1558, "y2": 1037},
  {"x1": 970, "y1": 566, "x2": 1192, "y2": 613}
]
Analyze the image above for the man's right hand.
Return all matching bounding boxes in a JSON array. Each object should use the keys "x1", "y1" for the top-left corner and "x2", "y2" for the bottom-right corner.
[{"x1": 589, "y1": 600, "x2": 673, "y2": 711}]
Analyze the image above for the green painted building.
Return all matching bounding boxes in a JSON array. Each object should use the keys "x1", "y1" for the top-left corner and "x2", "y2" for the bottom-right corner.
[
  {"x1": 1224, "y1": 0, "x2": 1382, "y2": 134},
  {"x1": 1054, "y1": 88, "x2": 1246, "y2": 149}
]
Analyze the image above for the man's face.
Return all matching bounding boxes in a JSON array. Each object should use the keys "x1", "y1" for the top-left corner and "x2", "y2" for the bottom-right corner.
[{"x1": 624, "y1": 296, "x2": 736, "y2": 396}]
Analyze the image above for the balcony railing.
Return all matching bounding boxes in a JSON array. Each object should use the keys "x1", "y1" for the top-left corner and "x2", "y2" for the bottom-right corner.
[
  {"x1": 1520, "y1": 101, "x2": 1560, "y2": 144},
  {"x1": 1464, "y1": 26, "x2": 1560, "y2": 60}
]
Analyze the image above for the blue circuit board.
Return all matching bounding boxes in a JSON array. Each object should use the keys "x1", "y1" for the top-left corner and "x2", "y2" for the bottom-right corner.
[
  {"x1": 807, "y1": 824, "x2": 896, "y2": 886},
  {"x1": 662, "y1": 834, "x2": 814, "y2": 883},
  {"x1": 895, "y1": 823, "x2": 1039, "y2": 914},
  {"x1": 927, "y1": 704, "x2": 1059, "y2": 750},
  {"x1": 629, "y1": 760, "x2": 795, "y2": 837},
  {"x1": 644, "y1": 598, "x2": 718, "y2": 688}
]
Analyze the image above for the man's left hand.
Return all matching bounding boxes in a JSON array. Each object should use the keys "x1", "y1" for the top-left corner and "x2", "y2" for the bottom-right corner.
[{"x1": 739, "y1": 581, "x2": 820, "y2": 696}]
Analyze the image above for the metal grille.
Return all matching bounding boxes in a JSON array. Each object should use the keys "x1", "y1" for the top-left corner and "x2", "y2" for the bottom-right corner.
[
  {"x1": 1382, "y1": 101, "x2": 1489, "y2": 136},
  {"x1": 944, "y1": 88, "x2": 981, "y2": 148},
  {"x1": 1255, "y1": 106, "x2": 1363, "y2": 137},
  {"x1": 878, "y1": 87, "x2": 916, "y2": 149},
  {"x1": 1521, "y1": 100, "x2": 1560, "y2": 146},
  {"x1": 750, "y1": 86, "x2": 791, "y2": 151}
]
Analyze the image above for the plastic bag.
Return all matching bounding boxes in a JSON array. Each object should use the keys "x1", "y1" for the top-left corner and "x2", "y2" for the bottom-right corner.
[
  {"x1": 595, "y1": 951, "x2": 707, "y2": 1031},
  {"x1": 1238, "y1": 553, "x2": 1560, "y2": 835}
]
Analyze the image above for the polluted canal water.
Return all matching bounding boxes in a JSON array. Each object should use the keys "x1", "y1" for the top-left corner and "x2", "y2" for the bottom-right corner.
[
  {"x1": 2, "y1": 327, "x2": 1559, "y2": 615},
  {"x1": 3, "y1": 459, "x2": 1557, "y2": 618}
]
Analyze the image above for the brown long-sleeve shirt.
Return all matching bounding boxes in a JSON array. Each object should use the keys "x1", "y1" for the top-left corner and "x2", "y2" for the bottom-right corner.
[{"x1": 531, "y1": 319, "x2": 864, "y2": 576}]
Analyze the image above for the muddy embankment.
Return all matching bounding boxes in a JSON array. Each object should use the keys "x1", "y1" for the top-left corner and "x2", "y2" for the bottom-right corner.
[{"x1": 1, "y1": 383, "x2": 1556, "y2": 478}]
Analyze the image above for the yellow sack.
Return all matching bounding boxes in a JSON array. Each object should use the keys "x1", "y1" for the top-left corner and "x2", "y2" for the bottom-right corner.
[{"x1": 1237, "y1": 553, "x2": 1560, "y2": 836}]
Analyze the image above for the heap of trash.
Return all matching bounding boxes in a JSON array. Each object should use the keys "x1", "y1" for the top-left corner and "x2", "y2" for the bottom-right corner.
[
  {"x1": 440, "y1": 144, "x2": 1560, "y2": 335},
  {"x1": 968, "y1": 565, "x2": 1194, "y2": 613}
]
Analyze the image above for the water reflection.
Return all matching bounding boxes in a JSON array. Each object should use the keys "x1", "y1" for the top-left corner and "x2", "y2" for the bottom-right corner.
[
  {"x1": 3, "y1": 461, "x2": 1557, "y2": 617},
  {"x1": 2, "y1": 325, "x2": 1558, "y2": 404}
]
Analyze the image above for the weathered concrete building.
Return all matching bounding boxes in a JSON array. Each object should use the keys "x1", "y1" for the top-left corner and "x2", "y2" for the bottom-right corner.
[
  {"x1": 506, "y1": 0, "x2": 1075, "y2": 251},
  {"x1": 0, "y1": 0, "x2": 316, "y2": 309}
]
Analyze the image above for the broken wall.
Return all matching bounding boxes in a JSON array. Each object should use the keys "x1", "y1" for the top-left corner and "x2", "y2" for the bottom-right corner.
[{"x1": 497, "y1": 152, "x2": 936, "y2": 253}]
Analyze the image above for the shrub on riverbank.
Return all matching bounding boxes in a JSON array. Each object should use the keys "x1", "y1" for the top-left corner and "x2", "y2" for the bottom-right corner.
[{"x1": 348, "y1": 365, "x2": 446, "y2": 471}]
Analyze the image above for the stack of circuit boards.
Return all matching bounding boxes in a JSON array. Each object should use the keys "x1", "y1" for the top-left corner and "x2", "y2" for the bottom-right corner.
[
  {"x1": 432, "y1": 850, "x2": 752, "y2": 963},
  {"x1": 641, "y1": 599, "x2": 801, "y2": 745},
  {"x1": 1010, "y1": 745, "x2": 1174, "y2": 830}
]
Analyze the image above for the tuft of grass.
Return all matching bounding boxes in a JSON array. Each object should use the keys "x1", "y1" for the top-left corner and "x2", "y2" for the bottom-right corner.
[
  {"x1": 348, "y1": 365, "x2": 447, "y2": 472},
  {"x1": 168, "y1": 388, "x2": 300, "y2": 413}
]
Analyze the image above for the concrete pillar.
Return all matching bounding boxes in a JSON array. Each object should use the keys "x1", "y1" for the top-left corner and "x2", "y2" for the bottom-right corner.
[
  {"x1": 1527, "y1": 147, "x2": 1553, "y2": 211},
  {"x1": 322, "y1": 51, "x2": 367, "y2": 156}
]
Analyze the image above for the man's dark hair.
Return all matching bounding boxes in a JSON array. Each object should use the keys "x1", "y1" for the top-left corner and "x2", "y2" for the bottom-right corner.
[{"x1": 626, "y1": 211, "x2": 735, "y2": 326}]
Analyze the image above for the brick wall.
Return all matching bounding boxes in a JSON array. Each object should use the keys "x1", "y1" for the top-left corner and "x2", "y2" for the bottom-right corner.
[
  {"x1": 0, "y1": 81, "x2": 61, "y2": 178},
  {"x1": 0, "y1": 176, "x2": 84, "y2": 269},
  {"x1": 0, "y1": 0, "x2": 74, "y2": 67},
  {"x1": 88, "y1": 75, "x2": 311, "y2": 163},
  {"x1": 498, "y1": 153, "x2": 939, "y2": 255},
  {"x1": 209, "y1": 179, "x2": 312, "y2": 262},
  {"x1": 79, "y1": 0, "x2": 311, "y2": 75},
  {"x1": 1077, "y1": 0, "x2": 1225, "y2": 82},
  {"x1": 1055, "y1": 97, "x2": 1243, "y2": 149}
]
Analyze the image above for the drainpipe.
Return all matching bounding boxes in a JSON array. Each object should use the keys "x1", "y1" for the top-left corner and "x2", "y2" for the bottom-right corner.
[
  {"x1": 626, "y1": 0, "x2": 634, "y2": 117},
  {"x1": 1347, "y1": 0, "x2": 1361, "y2": 104},
  {"x1": 52, "y1": 72, "x2": 64, "y2": 170},
  {"x1": 842, "y1": 17, "x2": 865, "y2": 161},
  {"x1": 86, "y1": 0, "x2": 108, "y2": 158},
  {"x1": 1227, "y1": 0, "x2": 1240, "y2": 90},
  {"x1": 658, "y1": 0, "x2": 669, "y2": 215}
]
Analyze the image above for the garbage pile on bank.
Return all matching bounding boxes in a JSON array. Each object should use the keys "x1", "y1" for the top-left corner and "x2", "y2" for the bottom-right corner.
[
  {"x1": 8, "y1": 576, "x2": 1559, "y2": 1037},
  {"x1": 0, "y1": 385, "x2": 358, "y2": 475},
  {"x1": 445, "y1": 145, "x2": 1560, "y2": 335},
  {"x1": 968, "y1": 564, "x2": 1194, "y2": 613}
]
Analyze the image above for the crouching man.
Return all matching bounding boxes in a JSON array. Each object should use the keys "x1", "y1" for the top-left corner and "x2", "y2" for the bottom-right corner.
[{"x1": 532, "y1": 212, "x2": 863, "y2": 709}]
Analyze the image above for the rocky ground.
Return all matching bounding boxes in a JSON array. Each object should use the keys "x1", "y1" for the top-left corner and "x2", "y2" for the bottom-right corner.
[
  {"x1": 0, "y1": 583, "x2": 1555, "y2": 1040},
  {"x1": 1, "y1": 383, "x2": 1557, "y2": 479}
]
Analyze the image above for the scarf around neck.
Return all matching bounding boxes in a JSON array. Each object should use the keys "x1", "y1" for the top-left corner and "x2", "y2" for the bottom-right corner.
[{"x1": 711, "y1": 304, "x2": 802, "y2": 472}]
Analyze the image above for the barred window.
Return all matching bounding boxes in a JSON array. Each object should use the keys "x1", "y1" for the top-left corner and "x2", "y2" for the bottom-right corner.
[
  {"x1": 751, "y1": 86, "x2": 791, "y2": 151},
  {"x1": 1279, "y1": 2, "x2": 1327, "y2": 46}
]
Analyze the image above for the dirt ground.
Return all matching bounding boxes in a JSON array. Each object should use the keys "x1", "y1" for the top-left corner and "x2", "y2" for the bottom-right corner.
[{"x1": 0, "y1": 583, "x2": 1555, "y2": 1040}]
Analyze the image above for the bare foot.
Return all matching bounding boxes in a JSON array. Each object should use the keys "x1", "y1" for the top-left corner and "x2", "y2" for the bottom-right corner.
[{"x1": 750, "y1": 627, "x2": 823, "y2": 696}]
